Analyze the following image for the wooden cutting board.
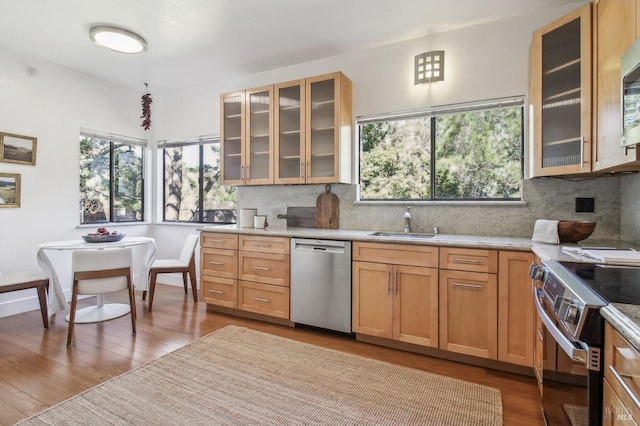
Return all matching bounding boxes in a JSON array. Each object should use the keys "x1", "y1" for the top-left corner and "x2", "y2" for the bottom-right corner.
[{"x1": 316, "y1": 184, "x2": 339, "y2": 229}]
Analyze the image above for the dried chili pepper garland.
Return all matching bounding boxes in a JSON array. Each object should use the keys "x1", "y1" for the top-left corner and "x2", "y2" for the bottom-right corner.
[{"x1": 141, "y1": 83, "x2": 152, "y2": 131}]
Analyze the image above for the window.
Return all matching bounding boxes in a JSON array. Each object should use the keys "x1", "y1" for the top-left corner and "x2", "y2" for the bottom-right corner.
[
  {"x1": 79, "y1": 131, "x2": 145, "y2": 224},
  {"x1": 161, "y1": 136, "x2": 237, "y2": 223},
  {"x1": 358, "y1": 98, "x2": 524, "y2": 201}
]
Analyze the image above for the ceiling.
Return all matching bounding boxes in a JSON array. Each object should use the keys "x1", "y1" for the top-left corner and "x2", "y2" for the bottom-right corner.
[{"x1": 0, "y1": 0, "x2": 582, "y2": 93}]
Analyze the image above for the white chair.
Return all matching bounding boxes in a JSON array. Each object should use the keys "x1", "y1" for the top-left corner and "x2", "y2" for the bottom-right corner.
[
  {"x1": 0, "y1": 271, "x2": 49, "y2": 329},
  {"x1": 142, "y1": 234, "x2": 199, "y2": 312},
  {"x1": 67, "y1": 247, "x2": 136, "y2": 346}
]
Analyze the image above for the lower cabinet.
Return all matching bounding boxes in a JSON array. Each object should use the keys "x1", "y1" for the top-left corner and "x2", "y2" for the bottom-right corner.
[
  {"x1": 498, "y1": 251, "x2": 534, "y2": 367},
  {"x1": 352, "y1": 242, "x2": 439, "y2": 348},
  {"x1": 238, "y1": 280, "x2": 290, "y2": 319},
  {"x1": 603, "y1": 322, "x2": 640, "y2": 425},
  {"x1": 439, "y1": 269, "x2": 498, "y2": 359}
]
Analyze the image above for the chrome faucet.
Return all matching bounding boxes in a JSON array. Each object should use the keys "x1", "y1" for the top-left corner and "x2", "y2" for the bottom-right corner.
[{"x1": 404, "y1": 206, "x2": 411, "y2": 233}]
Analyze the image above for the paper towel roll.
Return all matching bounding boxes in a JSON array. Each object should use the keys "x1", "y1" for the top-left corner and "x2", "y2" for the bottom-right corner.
[{"x1": 239, "y1": 208, "x2": 257, "y2": 228}]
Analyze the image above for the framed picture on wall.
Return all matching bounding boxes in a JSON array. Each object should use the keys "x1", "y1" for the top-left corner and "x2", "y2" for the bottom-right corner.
[
  {"x1": 0, "y1": 132, "x2": 37, "y2": 165},
  {"x1": 0, "y1": 173, "x2": 21, "y2": 208}
]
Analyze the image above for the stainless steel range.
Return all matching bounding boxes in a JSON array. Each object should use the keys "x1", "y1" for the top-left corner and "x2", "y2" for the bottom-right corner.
[{"x1": 530, "y1": 259, "x2": 607, "y2": 426}]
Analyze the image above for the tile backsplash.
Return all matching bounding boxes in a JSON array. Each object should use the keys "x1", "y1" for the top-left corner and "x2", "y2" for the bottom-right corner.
[{"x1": 238, "y1": 176, "x2": 622, "y2": 241}]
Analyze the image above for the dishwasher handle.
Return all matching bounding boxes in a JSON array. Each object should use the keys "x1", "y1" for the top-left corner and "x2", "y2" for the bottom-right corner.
[{"x1": 293, "y1": 239, "x2": 347, "y2": 254}]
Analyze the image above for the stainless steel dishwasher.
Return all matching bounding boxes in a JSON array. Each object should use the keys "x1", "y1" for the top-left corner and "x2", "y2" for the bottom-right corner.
[{"x1": 290, "y1": 238, "x2": 352, "y2": 333}]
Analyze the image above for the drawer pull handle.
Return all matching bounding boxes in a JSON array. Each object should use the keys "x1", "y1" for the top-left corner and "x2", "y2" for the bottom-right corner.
[
  {"x1": 208, "y1": 261, "x2": 224, "y2": 265},
  {"x1": 253, "y1": 297, "x2": 270, "y2": 303},
  {"x1": 609, "y1": 365, "x2": 640, "y2": 409},
  {"x1": 537, "y1": 328, "x2": 544, "y2": 341},
  {"x1": 453, "y1": 258, "x2": 483, "y2": 265},
  {"x1": 253, "y1": 266, "x2": 270, "y2": 271},
  {"x1": 209, "y1": 239, "x2": 224, "y2": 243},
  {"x1": 254, "y1": 243, "x2": 271, "y2": 247},
  {"x1": 452, "y1": 282, "x2": 483, "y2": 289},
  {"x1": 534, "y1": 367, "x2": 543, "y2": 384},
  {"x1": 208, "y1": 290, "x2": 224, "y2": 294}
]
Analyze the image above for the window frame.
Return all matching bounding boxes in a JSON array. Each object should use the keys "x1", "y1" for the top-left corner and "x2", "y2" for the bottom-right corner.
[
  {"x1": 356, "y1": 96, "x2": 525, "y2": 203},
  {"x1": 159, "y1": 135, "x2": 237, "y2": 224},
  {"x1": 79, "y1": 130, "x2": 146, "y2": 225}
]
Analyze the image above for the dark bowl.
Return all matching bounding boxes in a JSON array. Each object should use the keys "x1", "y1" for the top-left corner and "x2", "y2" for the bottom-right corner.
[
  {"x1": 82, "y1": 233, "x2": 125, "y2": 243},
  {"x1": 558, "y1": 221, "x2": 596, "y2": 243}
]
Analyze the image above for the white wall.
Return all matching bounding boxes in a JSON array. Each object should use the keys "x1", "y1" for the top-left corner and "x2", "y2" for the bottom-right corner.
[{"x1": 0, "y1": 48, "x2": 151, "y2": 316}]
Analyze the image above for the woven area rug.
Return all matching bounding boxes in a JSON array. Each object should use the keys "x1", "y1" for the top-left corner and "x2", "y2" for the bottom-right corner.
[{"x1": 17, "y1": 325, "x2": 503, "y2": 425}]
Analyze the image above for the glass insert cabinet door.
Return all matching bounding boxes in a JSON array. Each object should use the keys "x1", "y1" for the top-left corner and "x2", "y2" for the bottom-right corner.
[
  {"x1": 530, "y1": 4, "x2": 591, "y2": 177},
  {"x1": 245, "y1": 86, "x2": 273, "y2": 184},
  {"x1": 274, "y1": 80, "x2": 305, "y2": 183},
  {"x1": 306, "y1": 75, "x2": 338, "y2": 182},
  {"x1": 221, "y1": 91, "x2": 244, "y2": 184}
]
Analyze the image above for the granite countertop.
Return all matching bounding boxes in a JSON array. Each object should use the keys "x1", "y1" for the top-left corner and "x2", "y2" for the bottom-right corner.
[
  {"x1": 532, "y1": 241, "x2": 640, "y2": 352},
  {"x1": 198, "y1": 224, "x2": 535, "y2": 251}
]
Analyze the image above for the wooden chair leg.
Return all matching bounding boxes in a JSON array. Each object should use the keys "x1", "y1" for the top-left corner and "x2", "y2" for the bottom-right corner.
[
  {"x1": 181, "y1": 272, "x2": 188, "y2": 294},
  {"x1": 147, "y1": 272, "x2": 158, "y2": 312},
  {"x1": 67, "y1": 286, "x2": 78, "y2": 347},
  {"x1": 142, "y1": 290, "x2": 147, "y2": 300},
  {"x1": 36, "y1": 279, "x2": 49, "y2": 329},
  {"x1": 189, "y1": 258, "x2": 198, "y2": 303},
  {"x1": 128, "y1": 278, "x2": 136, "y2": 336}
]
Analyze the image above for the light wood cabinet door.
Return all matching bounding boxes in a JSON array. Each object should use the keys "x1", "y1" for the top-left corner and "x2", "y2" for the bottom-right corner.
[
  {"x1": 353, "y1": 241, "x2": 438, "y2": 268},
  {"x1": 352, "y1": 261, "x2": 393, "y2": 338},
  {"x1": 603, "y1": 378, "x2": 639, "y2": 425},
  {"x1": 238, "y1": 281, "x2": 290, "y2": 319},
  {"x1": 238, "y1": 251, "x2": 290, "y2": 287},
  {"x1": 604, "y1": 322, "x2": 640, "y2": 424},
  {"x1": 245, "y1": 85, "x2": 274, "y2": 184},
  {"x1": 201, "y1": 275, "x2": 237, "y2": 309},
  {"x1": 305, "y1": 72, "x2": 352, "y2": 184},
  {"x1": 530, "y1": 4, "x2": 592, "y2": 176},
  {"x1": 439, "y1": 247, "x2": 497, "y2": 273},
  {"x1": 593, "y1": 0, "x2": 640, "y2": 172},
  {"x1": 393, "y1": 265, "x2": 439, "y2": 347},
  {"x1": 220, "y1": 91, "x2": 245, "y2": 184},
  {"x1": 274, "y1": 79, "x2": 306, "y2": 184},
  {"x1": 439, "y1": 269, "x2": 498, "y2": 359},
  {"x1": 200, "y1": 232, "x2": 238, "y2": 250},
  {"x1": 200, "y1": 248, "x2": 237, "y2": 279},
  {"x1": 498, "y1": 251, "x2": 534, "y2": 367},
  {"x1": 220, "y1": 86, "x2": 274, "y2": 185}
]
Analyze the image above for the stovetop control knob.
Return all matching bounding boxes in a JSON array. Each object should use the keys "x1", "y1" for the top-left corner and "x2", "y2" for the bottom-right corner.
[
  {"x1": 564, "y1": 304, "x2": 579, "y2": 324},
  {"x1": 529, "y1": 264, "x2": 546, "y2": 282}
]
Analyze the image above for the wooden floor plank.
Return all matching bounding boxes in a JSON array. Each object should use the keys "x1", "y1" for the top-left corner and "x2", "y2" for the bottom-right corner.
[{"x1": 0, "y1": 284, "x2": 544, "y2": 426}]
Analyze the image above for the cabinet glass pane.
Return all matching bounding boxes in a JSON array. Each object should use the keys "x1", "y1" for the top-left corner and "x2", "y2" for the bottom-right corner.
[
  {"x1": 310, "y1": 79, "x2": 335, "y2": 178},
  {"x1": 278, "y1": 85, "x2": 302, "y2": 179},
  {"x1": 541, "y1": 18, "x2": 582, "y2": 168},
  {"x1": 248, "y1": 90, "x2": 271, "y2": 180},
  {"x1": 223, "y1": 96, "x2": 242, "y2": 181}
]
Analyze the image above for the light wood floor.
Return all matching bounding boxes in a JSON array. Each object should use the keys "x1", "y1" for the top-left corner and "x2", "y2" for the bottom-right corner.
[{"x1": 0, "y1": 284, "x2": 544, "y2": 426}]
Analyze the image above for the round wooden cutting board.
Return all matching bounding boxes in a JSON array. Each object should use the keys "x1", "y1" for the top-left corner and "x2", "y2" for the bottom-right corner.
[{"x1": 316, "y1": 184, "x2": 339, "y2": 229}]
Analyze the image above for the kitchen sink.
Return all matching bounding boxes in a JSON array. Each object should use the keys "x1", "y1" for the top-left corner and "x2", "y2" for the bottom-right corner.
[{"x1": 369, "y1": 231, "x2": 436, "y2": 239}]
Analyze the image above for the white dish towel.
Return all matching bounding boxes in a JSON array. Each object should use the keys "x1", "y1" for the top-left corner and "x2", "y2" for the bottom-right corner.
[{"x1": 532, "y1": 219, "x2": 560, "y2": 244}]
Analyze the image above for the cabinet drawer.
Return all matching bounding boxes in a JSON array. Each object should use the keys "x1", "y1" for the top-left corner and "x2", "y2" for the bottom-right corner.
[
  {"x1": 439, "y1": 247, "x2": 497, "y2": 273},
  {"x1": 201, "y1": 276, "x2": 237, "y2": 309},
  {"x1": 238, "y1": 251, "x2": 289, "y2": 286},
  {"x1": 605, "y1": 323, "x2": 640, "y2": 414},
  {"x1": 238, "y1": 280, "x2": 290, "y2": 319},
  {"x1": 201, "y1": 248, "x2": 238, "y2": 279},
  {"x1": 239, "y1": 235, "x2": 290, "y2": 254},
  {"x1": 352, "y1": 242, "x2": 438, "y2": 268},
  {"x1": 200, "y1": 232, "x2": 238, "y2": 249}
]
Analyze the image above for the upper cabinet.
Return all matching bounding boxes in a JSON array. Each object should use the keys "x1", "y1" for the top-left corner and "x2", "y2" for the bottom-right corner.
[
  {"x1": 592, "y1": 0, "x2": 640, "y2": 172},
  {"x1": 530, "y1": 4, "x2": 592, "y2": 177},
  {"x1": 224, "y1": 72, "x2": 353, "y2": 186},
  {"x1": 221, "y1": 86, "x2": 274, "y2": 185}
]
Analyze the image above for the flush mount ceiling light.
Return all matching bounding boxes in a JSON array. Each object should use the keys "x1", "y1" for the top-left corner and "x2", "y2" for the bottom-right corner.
[{"x1": 90, "y1": 26, "x2": 147, "y2": 54}]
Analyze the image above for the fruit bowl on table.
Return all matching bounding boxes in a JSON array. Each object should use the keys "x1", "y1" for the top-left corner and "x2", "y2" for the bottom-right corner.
[{"x1": 82, "y1": 233, "x2": 126, "y2": 243}]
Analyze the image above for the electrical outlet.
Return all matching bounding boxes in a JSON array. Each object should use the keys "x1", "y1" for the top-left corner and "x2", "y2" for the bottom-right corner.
[{"x1": 575, "y1": 197, "x2": 595, "y2": 213}]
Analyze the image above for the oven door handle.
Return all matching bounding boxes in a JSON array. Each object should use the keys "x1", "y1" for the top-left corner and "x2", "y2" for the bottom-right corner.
[{"x1": 534, "y1": 288, "x2": 587, "y2": 364}]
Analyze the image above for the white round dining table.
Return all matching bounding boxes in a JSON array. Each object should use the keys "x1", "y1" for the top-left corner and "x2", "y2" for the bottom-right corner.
[{"x1": 37, "y1": 237, "x2": 157, "y2": 323}]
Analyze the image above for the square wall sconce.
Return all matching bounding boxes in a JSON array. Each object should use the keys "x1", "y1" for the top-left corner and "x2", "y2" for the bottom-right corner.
[{"x1": 415, "y1": 50, "x2": 445, "y2": 84}]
